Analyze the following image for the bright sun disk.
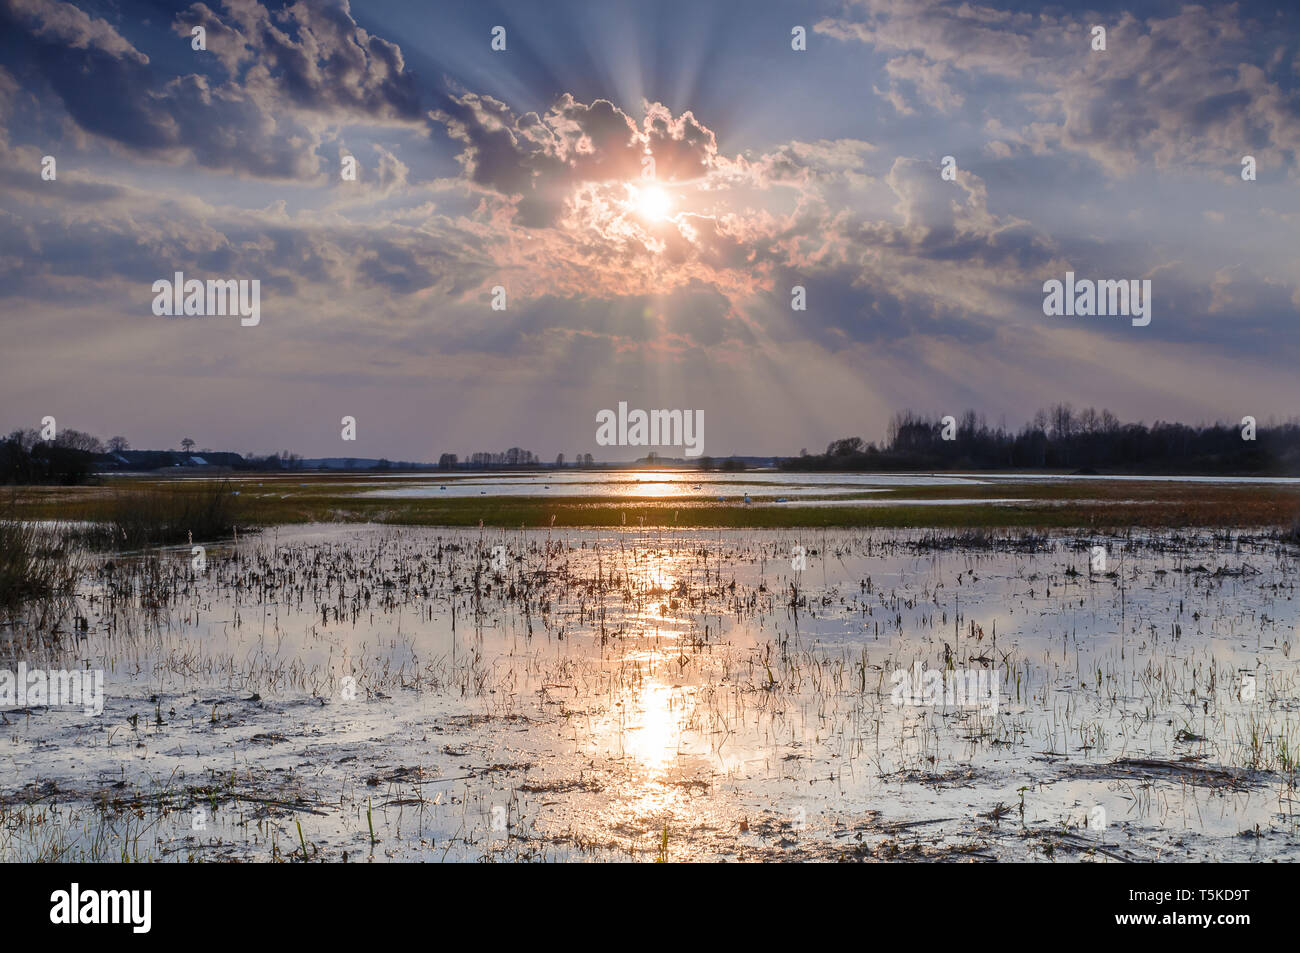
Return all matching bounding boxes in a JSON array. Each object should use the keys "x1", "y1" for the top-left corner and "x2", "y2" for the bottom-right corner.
[{"x1": 634, "y1": 185, "x2": 671, "y2": 221}]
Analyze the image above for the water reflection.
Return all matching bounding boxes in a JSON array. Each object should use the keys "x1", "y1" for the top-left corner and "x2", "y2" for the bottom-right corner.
[{"x1": 5, "y1": 523, "x2": 1298, "y2": 861}]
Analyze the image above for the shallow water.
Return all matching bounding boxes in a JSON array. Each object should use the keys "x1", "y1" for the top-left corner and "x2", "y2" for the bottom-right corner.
[
  {"x1": 2, "y1": 524, "x2": 1297, "y2": 862},
  {"x1": 359, "y1": 471, "x2": 983, "y2": 500}
]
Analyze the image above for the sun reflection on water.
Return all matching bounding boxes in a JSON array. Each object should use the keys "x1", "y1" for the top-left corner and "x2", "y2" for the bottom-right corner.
[{"x1": 619, "y1": 677, "x2": 679, "y2": 770}]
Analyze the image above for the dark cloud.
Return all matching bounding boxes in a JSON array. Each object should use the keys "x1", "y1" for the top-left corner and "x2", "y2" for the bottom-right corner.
[
  {"x1": 172, "y1": 0, "x2": 422, "y2": 120},
  {"x1": 0, "y1": 0, "x2": 424, "y2": 181}
]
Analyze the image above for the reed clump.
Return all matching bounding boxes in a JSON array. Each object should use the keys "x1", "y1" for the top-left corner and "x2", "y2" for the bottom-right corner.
[
  {"x1": 104, "y1": 480, "x2": 237, "y2": 548},
  {"x1": 0, "y1": 514, "x2": 80, "y2": 609}
]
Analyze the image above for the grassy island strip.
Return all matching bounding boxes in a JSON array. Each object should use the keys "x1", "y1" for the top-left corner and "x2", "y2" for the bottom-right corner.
[{"x1": 6, "y1": 473, "x2": 1300, "y2": 532}]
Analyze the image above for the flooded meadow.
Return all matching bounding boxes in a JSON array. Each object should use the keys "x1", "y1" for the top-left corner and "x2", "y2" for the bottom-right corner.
[{"x1": 2, "y1": 523, "x2": 1298, "y2": 862}]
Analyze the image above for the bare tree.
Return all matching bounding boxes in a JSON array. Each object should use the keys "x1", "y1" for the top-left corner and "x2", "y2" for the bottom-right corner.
[
  {"x1": 1050, "y1": 404, "x2": 1074, "y2": 440},
  {"x1": 55, "y1": 429, "x2": 104, "y2": 453},
  {"x1": 181, "y1": 437, "x2": 196, "y2": 453},
  {"x1": 107, "y1": 435, "x2": 129, "y2": 453}
]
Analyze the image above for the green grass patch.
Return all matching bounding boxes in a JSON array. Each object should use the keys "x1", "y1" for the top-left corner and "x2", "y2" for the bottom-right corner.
[{"x1": 6, "y1": 473, "x2": 1300, "y2": 533}]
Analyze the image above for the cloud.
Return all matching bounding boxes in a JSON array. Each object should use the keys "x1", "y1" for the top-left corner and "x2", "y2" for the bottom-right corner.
[
  {"x1": 172, "y1": 0, "x2": 423, "y2": 121},
  {"x1": 5, "y1": 0, "x2": 147, "y2": 64},
  {"x1": 818, "y1": 0, "x2": 1300, "y2": 176},
  {"x1": 2, "y1": 0, "x2": 1298, "y2": 456},
  {"x1": 0, "y1": 0, "x2": 424, "y2": 181},
  {"x1": 882, "y1": 53, "x2": 964, "y2": 113},
  {"x1": 430, "y1": 93, "x2": 724, "y2": 228}
]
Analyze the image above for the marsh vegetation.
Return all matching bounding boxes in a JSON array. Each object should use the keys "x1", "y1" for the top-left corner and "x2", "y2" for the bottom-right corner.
[{"x1": 2, "y1": 516, "x2": 1297, "y2": 862}]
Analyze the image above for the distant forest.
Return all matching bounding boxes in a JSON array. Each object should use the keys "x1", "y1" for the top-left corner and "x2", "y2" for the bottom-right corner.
[
  {"x1": 0, "y1": 426, "x2": 555, "y2": 485},
  {"x1": 783, "y1": 406, "x2": 1300, "y2": 475},
  {"x1": 4, "y1": 404, "x2": 1299, "y2": 485}
]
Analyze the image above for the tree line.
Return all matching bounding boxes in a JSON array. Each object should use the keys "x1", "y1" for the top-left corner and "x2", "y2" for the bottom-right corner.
[
  {"x1": 7, "y1": 405, "x2": 1298, "y2": 484},
  {"x1": 1, "y1": 427, "x2": 107, "y2": 484},
  {"x1": 782, "y1": 406, "x2": 1300, "y2": 474}
]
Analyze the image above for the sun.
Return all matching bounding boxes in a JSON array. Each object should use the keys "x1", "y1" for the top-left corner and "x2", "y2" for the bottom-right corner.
[{"x1": 632, "y1": 184, "x2": 672, "y2": 221}]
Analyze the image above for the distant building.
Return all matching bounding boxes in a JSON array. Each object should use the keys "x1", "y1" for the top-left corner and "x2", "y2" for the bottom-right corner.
[{"x1": 97, "y1": 450, "x2": 245, "y2": 472}]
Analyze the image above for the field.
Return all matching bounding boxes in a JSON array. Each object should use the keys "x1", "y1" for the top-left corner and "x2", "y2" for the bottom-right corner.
[
  {"x1": 2, "y1": 472, "x2": 1298, "y2": 862},
  {"x1": 7, "y1": 470, "x2": 1300, "y2": 531}
]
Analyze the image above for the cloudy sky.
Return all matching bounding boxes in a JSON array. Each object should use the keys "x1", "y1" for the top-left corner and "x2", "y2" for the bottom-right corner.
[{"x1": 1, "y1": 0, "x2": 1297, "y2": 461}]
